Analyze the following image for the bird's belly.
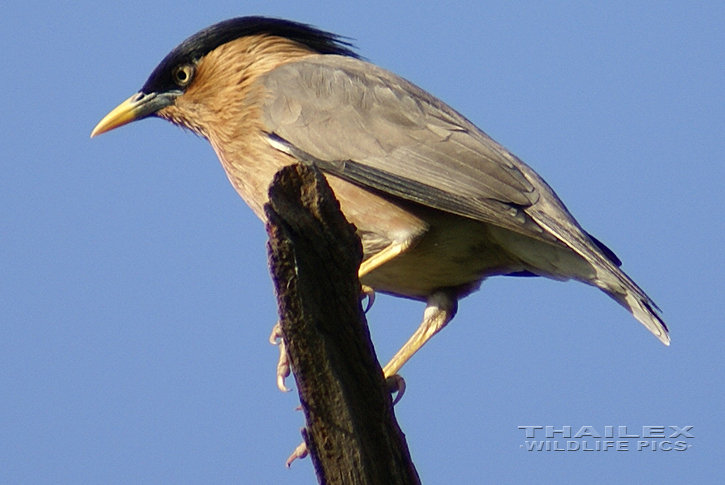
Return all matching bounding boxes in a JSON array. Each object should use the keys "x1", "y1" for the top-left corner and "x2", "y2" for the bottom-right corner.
[
  {"x1": 360, "y1": 215, "x2": 526, "y2": 300},
  {"x1": 325, "y1": 174, "x2": 592, "y2": 300}
]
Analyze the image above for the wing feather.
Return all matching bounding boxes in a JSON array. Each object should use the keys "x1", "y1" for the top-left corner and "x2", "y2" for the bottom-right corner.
[{"x1": 261, "y1": 55, "x2": 553, "y2": 241}]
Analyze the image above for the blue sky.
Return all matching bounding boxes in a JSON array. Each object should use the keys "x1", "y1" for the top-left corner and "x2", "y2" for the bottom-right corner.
[{"x1": 2, "y1": 1, "x2": 723, "y2": 483}]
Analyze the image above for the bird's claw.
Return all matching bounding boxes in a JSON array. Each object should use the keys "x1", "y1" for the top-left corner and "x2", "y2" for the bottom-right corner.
[
  {"x1": 269, "y1": 322, "x2": 291, "y2": 392},
  {"x1": 273, "y1": 289, "x2": 400, "y2": 467},
  {"x1": 285, "y1": 441, "x2": 308, "y2": 467},
  {"x1": 385, "y1": 374, "x2": 406, "y2": 405},
  {"x1": 361, "y1": 285, "x2": 376, "y2": 313}
]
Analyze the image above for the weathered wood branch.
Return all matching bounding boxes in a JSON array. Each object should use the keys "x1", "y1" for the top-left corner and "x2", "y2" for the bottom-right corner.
[{"x1": 265, "y1": 164, "x2": 420, "y2": 485}]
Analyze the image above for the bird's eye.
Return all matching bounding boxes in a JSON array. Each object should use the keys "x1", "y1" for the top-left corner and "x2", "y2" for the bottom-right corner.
[{"x1": 172, "y1": 64, "x2": 195, "y2": 87}]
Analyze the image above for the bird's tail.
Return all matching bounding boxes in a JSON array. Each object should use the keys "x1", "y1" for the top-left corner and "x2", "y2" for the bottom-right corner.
[
  {"x1": 528, "y1": 207, "x2": 670, "y2": 345},
  {"x1": 602, "y1": 277, "x2": 670, "y2": 345}
]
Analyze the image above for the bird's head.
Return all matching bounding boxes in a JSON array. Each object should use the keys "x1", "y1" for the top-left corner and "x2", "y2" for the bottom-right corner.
[{"x1": 91, "y1": 16, "x2": 357, "y2": 138}]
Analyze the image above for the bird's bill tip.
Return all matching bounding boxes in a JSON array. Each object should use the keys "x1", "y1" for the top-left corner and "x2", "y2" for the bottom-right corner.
[
  {"x1": 91, "y1": 91, "x2": 175, "y2": 138},
  {"x1": 91, "y1": 93, "x2": 144, "y2": 138}
]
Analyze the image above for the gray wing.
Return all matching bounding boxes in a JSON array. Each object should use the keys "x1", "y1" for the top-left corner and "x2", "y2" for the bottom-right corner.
[
  {"x1": 260, "y1": 55, "x2": 557, "y2": 242},
  {"x1": 260, "y1": 55, "x2": 669, "y2": 344}
]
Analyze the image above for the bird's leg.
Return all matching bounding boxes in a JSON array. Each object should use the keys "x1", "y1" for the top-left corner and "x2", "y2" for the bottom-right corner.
[
  {"x1": 269, "y1": 322, "x2": 292, "y2": 392},
  {"x1": 358, "y1": 241, "x2": 412, "y2": 314},
  {"x1": 358, "y1": 240, "x2": 413, "y2": 278},
  {"x1": 382, "y1": 291, "x2": 458, "y2": 378}
]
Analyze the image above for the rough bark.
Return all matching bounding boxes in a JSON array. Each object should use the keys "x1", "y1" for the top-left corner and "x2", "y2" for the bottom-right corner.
[{"x1": 265, "y1": 164, "x2": 420, "y2": 485}]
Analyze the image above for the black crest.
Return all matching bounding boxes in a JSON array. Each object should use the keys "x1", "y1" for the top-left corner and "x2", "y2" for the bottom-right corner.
[{"x1": 142, "y1": 17, "x2": 358, "y2": 94}]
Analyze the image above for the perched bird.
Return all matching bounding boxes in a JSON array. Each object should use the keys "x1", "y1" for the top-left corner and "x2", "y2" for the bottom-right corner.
[{"x1": 92, "y1": 16, "x2": 669, "y2": 383}]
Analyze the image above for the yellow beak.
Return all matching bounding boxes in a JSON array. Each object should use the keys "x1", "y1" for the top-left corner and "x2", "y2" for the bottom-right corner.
[{"x1": 91, "y1": 91, "x2": 176, "y2": 138}]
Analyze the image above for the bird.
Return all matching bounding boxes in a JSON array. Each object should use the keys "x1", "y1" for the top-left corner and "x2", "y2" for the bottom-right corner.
[{"x1": 92, "y1": 16, "x2": 669, "y2": 385}]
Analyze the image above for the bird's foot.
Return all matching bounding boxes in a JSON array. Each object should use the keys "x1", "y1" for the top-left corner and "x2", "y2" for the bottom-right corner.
[
  {"x1": 385, "y1": 374, "x2": 406, "y2": 405},
  {"x1": 285, "y1": 441, "x2": 308, "y2": 467},
  {"x1": 361, "y1": 285, "x2": 376, "y2": 313},
  {"x1": 269, "y1": 322, "x2": 291, "y2": 392},
  {"x1": 283, "y1": 376, "x2": 403, "y2": 467}
]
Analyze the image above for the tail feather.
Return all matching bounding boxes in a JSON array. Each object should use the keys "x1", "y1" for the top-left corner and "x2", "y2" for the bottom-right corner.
[
  {"x1": 608, "y1": 285, "x2": 670, "y2": 345},
  {"x1": 527, "y1": 206, "x2": 670, "y2": 345}
]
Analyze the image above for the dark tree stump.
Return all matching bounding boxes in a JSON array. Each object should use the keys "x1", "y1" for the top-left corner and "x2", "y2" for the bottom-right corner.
[{"x1": 265, "y1": 164, "x2": 420, "y2": 485}]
